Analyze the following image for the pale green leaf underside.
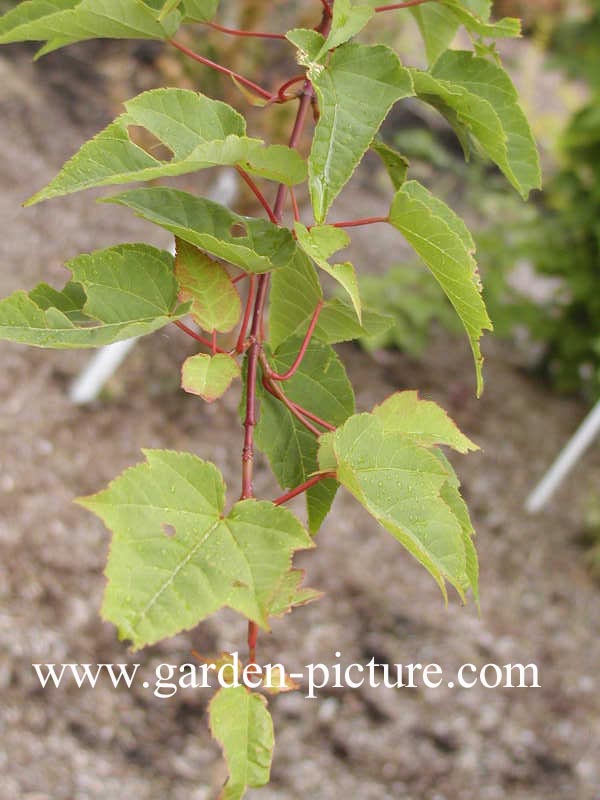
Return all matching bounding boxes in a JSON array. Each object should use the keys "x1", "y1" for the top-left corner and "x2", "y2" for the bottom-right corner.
[
  {"x1": 181, "y1": 0, "x2": 219, "y2": 22},
  {"x1": 256, "y1": 340, "x2": 354, "y2": 533},
  {"x1": 410, "y1": 4, "x2": 460, "y2": 66},
  {"x1": 181, "y1": 353, "x2": 240, "y2": 401},
  {"x1": 269, "y1": 253, "x2": 392, "y2": 350},
  {"x1": 388, "y1": 180, "x2": 492, "y2": 395},
  {"x1": 292, "y1": 37, "x2": 414, "y2": 222},
  {"x1": 105, "y1": 188, "x2": 298, "y2": 274},
  {"x1": 175, "y1": 239, "x2": 241, "y2": 333},
  {"x1": 410, "y1": 0, "x2": 518, "y2": 64},
  {"x1": 209, "y1": 686, "x2": 274, "y2": 800},
  {"x1": 373, "y1": 391, "x2": 478, "y2": 452},
  {"x1": 319, "y1": 409, "x2": 478, "y2": 600},
  {"x1": 440, "y1": 0, "x2": 521, "y2": 39},
  {"x1": 27, "y1": 89, "x2": 306, "y2": 206},
  {"x1": 294, "y1": 223, "x2": 361, "y2": 321},
  {"x1": 371, "y1": 139, "x2": 409, "y2": 189},
  {"x1": 77, "y1": 449, "x2": 313, "y2": 649},
  {"x1": 0, "y1": 243, "x2": 188, "y2": 348}
]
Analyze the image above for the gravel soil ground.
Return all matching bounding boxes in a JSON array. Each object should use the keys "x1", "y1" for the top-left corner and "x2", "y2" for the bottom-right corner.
[{"x1": 1, "y1": 45, "x2": 599, "y2": 800}]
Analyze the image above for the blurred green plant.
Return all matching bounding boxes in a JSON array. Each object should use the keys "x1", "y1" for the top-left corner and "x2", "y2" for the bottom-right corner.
[
  {"x1": 474, "y1": 1, "x2": 600, "y2": 400},
  {"x1": 358, "y1": 263, "x2": 461, "y2": 355}
]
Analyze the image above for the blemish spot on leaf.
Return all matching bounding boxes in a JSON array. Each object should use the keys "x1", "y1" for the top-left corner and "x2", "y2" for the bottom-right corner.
[
  {"x1": 230, "y1": 222, "x2": 248, "y2": 239},
  {"x1": 162, "y1": 523, "x2": 176, "y2": 538},
  {"x1": 127, "y1": 125, "x2": 174, "y2": 162}
]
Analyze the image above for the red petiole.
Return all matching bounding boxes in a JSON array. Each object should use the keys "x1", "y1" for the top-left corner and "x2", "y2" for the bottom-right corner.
[
  {"x1": 266, "y1": 301, "x2": 324, "y2": 382},
  {"x1": 203, "y1": 20, "x2": 287, "y2": 40},
  {"x1": 375, "y1": 0, "x2": 432, "y2": 11},
  {"x1": 235, "y1": 167, "x2": 278, "y2": 223},
  {"x1": 236, "y1": 275, "x2": 257, "y2": 354},
  {"x1": 174, "y1": 320, "x2": 227, "y2": 353},
  {"x1": 273, "y1": 472, "x2": 337, "y2": 506},
  {"x1": 169, "y1": 39, "x2": 274, "y2": 102}
]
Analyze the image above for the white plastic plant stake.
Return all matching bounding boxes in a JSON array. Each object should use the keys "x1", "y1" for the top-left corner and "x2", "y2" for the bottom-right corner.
[
  {"x1": 526, "y1": 400, "x2": 600, "y2": 513},
  {"x1": 69, "y1": 171, "x2": 238, "y2": 404}
]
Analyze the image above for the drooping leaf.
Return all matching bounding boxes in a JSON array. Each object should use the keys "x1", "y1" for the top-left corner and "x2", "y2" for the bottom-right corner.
[
  {"x1": 430, "y1": 50, "x2": 540, "y2": 198},
  {"x1": 294, "y1": 223, "x2": 361, "y2": 321},
  {"x1": 105, "y1": 188, "x2": 298, "y2": 273},
  {"x1": 371, "y1": 139, "x2": 409, "y2": 189},
  {"x1": 0, "y1": 0, "x2": 180, "y2": 54},
  {"x1": 27, "y1": 89, "x2": 307, "y2": 205},
  {"x1": 411, "y1": 52, "x2": 541, "y2": 199},
  {"x1": 77, "y1": 450, "x2": 313, "y2": 648},
  {"x1": 175, "y1": 239, "x2": 241, "y2": 332},
  {"x1": 181, "y1": 353, "x2": 240, "y2": 401},
  {"x1": 388, "y1": 180, "x2": 492, "y2": 394},
  {"x1": 286, "y1": 34, "x2": 414, "y2": 222},
  {"x1": 209, "y1": 686, "x2": 274, "y2": 800},
  {"x1": 255, "y1": 340, "x2": 354, "y2": 533},
  {"x1": 318, "y1": 408, "x2": 477, "y2": 600},
  {"x1": 0, "y1": 243, "x2": 189, "y2": 348}
]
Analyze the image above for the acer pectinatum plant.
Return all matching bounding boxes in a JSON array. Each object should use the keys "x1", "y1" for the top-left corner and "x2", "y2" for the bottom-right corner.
[{"x1": 0, "y1": 0, "x2": 540, "y2": 796}]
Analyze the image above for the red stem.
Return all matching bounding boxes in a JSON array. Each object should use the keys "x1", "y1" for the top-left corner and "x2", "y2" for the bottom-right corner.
[
  {"x1": 274, "y1": 472, "x2": 337, "y2": 506},
  {"x1": 278, "y1": 75, "x2": 307, "y2": 103},
  {"x1": 262, "y1": 376, "x2": 322, "y2": 437},
  {"x1": 236, "y1": 275, "x2": 257, "y2": 354},
  {"x1": 232, "y1": 272, "x2": 248, "y2": 284},
  {"x1": 289, "y1": 187, "x2": 301, "y2": 222},
  {"x1": 332, "y1": 216, "x2": 389, "y2": 228},
  {"x1": 375, "y1": 0, "x2": 431, "y2": 10},
  {"x1": 169, "y1": 39, "x2": 274, "y2": 101},
  {"x1": 248, "y1": 621, "x2": 258, "y2": 665},
  {"x1": 174, "y1": 320, "x2": 227, "y2": 353},
  {"x1": 204, "y1": 20, "x2": 286, "y2": 40},
  {"x1": 241, "y1": 4, "x2": 333, "y2": 665},
  {"x1": 235, "y1": 167, "x2": 278, "y2": 223},
  {"x1": 267, "y1": 301, "x2": 324, "y2": 381},
  {"x1": 288, "y1": 400, "x2": 335, "y2": 431}
]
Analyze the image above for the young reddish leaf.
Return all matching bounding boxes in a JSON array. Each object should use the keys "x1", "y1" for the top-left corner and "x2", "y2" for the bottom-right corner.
[
  {"x1": 181, "y1": 353, "x2": 240, "y2": 402},
  {"x1": 175, "y1": 239, "x2": 241, "y2": 333}
]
